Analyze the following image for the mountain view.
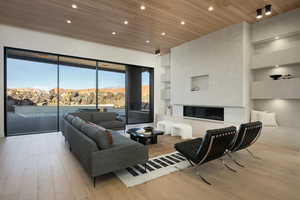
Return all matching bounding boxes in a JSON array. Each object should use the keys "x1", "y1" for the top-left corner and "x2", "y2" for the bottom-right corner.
[{"x1": 7, "y1": 86, "x2": 150, "y2": 108}]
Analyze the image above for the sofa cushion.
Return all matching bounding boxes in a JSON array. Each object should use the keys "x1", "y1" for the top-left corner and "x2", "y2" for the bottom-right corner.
[
  {"x1": 71, "y1": 117, "x2": 86, "y2": 130},
  {"x1": 112, "y1": 133, "x2": 137, "y2": 147},
  {"x1": 92, "y1": 112, "x2": 118, "y2": 123},
  {"x1": 66, "y1": 114, "x2": 75, "y2": 122},
  {"x1": 81, "y1": 123, "x2": 113, "y2": 149},
  {"x1": 72, "y1": 112, "x2": 92, "y2": 122},
  {"x1": 96, "y1": 120, "x2": 125, "y2": 130}
]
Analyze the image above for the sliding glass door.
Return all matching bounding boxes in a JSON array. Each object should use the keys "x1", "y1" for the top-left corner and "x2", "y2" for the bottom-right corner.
[
  {"x1": 98, "y1": 62, "x2": 126, "y2": 121},
  {"x1": 6, "y1": 49, "x2": 58, "y2": 135},
  {"x1": 5, "y1": 48, "x2": 154, "y2": 136},
  {"x1": 58, "y1": 57, "x2": 97, "y2": 129}
]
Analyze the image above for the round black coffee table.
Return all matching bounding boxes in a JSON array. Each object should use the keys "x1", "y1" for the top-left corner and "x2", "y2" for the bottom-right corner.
[{"x1": 126, "y1": 127, "x2": 164, "y2": 145}]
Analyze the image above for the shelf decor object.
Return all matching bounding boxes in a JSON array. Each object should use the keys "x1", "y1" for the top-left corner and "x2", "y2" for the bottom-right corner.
[{"x1": 269, "y1": 74, "x2": 282, "y2": 80}]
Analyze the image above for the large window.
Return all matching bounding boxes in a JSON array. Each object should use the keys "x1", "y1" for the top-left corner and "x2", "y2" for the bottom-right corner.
[
  {"x1": 5, "y1": 48, "x2": 154, "y2": 136},
  {"x1": 6, "y1": 49, "x2": 58, "y2": 135}
]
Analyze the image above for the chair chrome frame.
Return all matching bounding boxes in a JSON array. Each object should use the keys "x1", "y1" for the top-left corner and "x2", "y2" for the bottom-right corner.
[
  {"x1": 175, "y1": 127, "x2": 237, "y2": 185},
  {"x1": 227, "y1": 122, "x2": 263, "y2": 167}
]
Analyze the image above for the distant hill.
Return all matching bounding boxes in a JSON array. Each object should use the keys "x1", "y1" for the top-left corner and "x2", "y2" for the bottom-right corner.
[
  {"x1": 18, "y1": 85, "x2": 149, "y2": 95},
  {"x1": 7, "y1": 85, "x2": 149, "y2": 107}
]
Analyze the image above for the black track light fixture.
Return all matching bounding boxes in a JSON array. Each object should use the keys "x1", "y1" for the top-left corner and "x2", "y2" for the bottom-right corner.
[
  {"x1": 265, "y1": 4, "x2": 272, "y2": 16},
  {"x1": 256, "y1": 8, "x2": 263, "y2": 19},
  {"x1": 155, "y1": 49, "x2": 161, "y2": 56}
]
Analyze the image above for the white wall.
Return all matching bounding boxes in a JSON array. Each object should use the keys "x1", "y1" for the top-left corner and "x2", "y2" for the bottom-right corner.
[
  {"x1": 170, "y1": 22, "x2": 251, "y2": 123},
  {"x1": 0, "y1": 24, "x2": 161, "y2": 137},
  {"x1": 171, "y1": 23, "x2": 245, "y2": 107}
]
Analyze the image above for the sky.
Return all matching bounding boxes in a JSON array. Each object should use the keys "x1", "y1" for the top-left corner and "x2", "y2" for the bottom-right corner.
[{"x1": 7, "y1": 58, "x2": 149, "y2": 90}]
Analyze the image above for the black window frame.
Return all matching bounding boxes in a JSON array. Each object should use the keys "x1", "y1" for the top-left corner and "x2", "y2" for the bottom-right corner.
[{"x1": 3, "y1": 47, "x2": 154, "y2": 137}]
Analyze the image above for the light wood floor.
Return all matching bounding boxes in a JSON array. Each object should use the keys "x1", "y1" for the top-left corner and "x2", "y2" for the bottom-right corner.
[{"x1": 0, "y1": 133, "x2": 299, "y2": 200}]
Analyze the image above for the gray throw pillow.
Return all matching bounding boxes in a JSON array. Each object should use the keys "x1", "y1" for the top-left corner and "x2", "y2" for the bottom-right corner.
[
  {"x1": 71, "y1": 117, "x2": 86, "y2": 130},
  {"x1": 66, "y1": 114, "x2": 75, "y2": 122},
  {"x1": 63, "y1": 113, "x2": 68, "y2": 119},
  {"x1": 81, "y1": 123, "x2": 113, "y2": 149}
]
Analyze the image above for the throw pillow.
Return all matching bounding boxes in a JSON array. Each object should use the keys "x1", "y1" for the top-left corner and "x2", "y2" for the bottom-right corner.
[
  {"x1": 71, "y1": 117, "x2": 86, "y2": 130},
  {"x1": 81, "y1": 123, "x2": 113, "y2": 149},
  {"x1": 88, "y1": 122, "x2": 113, "y2": 145},
  {"x1": 259, "y1": 112, "x2": 278, "y2": 127},
  {"x1": 66, "y1": 114, "x2": 75, "y2": 122},
  {"x1": 251, "y1": 110, "x2": 266, "y2": 122}
]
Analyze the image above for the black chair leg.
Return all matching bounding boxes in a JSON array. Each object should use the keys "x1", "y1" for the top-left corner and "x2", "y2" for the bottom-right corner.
[
  {"x1": 187, "y1": 159, "x2": 194, "y2": 167},
  {"x1": 226, "y1": 152, "x2": 245, "y2": 168},
  {"x1": 195, "y1": 170, "x2": 211, "y2": 185},
  {"x1": 199, "y1": 175, "x2": 212, "y2": 185},
  {"x1": 220, "y1": 158, "x2": 237, "y2": 173},
  {"x1": 93, "y1": 176, "x2": 96, "y2": 188},
  {"x1": 246, "y1": 149, "x2": 261, "y2": 160}
]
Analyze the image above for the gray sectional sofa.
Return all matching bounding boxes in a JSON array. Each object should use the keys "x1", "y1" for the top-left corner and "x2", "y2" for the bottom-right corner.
[{"x1": 62, "y1": 112, "x2": 148, "y2": 186}]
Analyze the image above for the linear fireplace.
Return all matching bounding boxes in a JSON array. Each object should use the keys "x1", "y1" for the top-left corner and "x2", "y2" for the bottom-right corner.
[{"x1": 183, "y1": 106, "x2": 224, "y2": 121}]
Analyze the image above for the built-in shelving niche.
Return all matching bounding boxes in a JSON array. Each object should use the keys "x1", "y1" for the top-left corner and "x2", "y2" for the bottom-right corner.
[
  {"x1": 252, "y1": 33, "x2": 300, "y2": 69},
  {"x1": 251, "y1": 32, "x2": 300, "y2": 128},
  {"x1": 190, "y1": 75, "x2": 209, "y2": 92}
]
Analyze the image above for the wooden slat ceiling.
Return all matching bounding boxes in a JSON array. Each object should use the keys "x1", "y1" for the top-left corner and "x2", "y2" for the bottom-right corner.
[{"x1": 0, "y1": 0, "x2": 300, "y2": 54}]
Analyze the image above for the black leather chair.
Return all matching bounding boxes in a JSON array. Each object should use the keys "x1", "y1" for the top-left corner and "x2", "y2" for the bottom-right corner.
[
  {"x1": 174, "y1": 126, "x2": 237, "y2": 185},
  {"x1": 227, "y1": 121, "x2": 263, "y2": 167}
]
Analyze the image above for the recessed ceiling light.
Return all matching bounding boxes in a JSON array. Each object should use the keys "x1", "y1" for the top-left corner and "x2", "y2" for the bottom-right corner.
[
  {"x1": 275, "y1": 36, "x2": 279, "y2": 40},
  {"x1": 140, "y1": 5, "x2": 146, "y2": 10},
  {"x1": 161, "y1": 32, "x2": 166, "y2": 36},
  {"x1": 208, "y1": 6, "x2": 214, "y2": 11},
  {"x1": 124, "y1": 20, "x2": 128, "y2": 25},
  {"x1": 66, "y1": 20, "x2": 72, "y2": 24},
  {"x1": 72, "y1": 4, "x2": 77, "y2": 9},
  {"x1": 180, "y1": 21, "x2": 185, "y2": 25},
  {"x1": 146, "y1": 40, "x2": 150, "y2": 43},
  {"x1": 112, "y1": 32, "x2": 116, "y2": 35}
]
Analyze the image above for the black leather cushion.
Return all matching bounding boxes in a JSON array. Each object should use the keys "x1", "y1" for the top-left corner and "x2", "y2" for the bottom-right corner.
[
  {"x1": 175, "y1": 138, "x2": 203, "y2": 160},
  {"x1": 175, "y1": 126, "x2": 236, "y2": 165},
  {"x1": 230, "y1": 121, "x2": 262, "y2": 152},
  {"x1": 201, "y1": 127, "x2": 236, "y2": 163}
]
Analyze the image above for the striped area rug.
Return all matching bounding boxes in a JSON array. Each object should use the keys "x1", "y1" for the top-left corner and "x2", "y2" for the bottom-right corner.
[{"x1": 114, "y1": 152, "x2": 190, "y2": 187}]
